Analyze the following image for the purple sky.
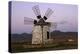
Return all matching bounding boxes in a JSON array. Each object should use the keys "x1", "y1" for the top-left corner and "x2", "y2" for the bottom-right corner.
[{"x1": 11, "y1": 1, "x2": 78, "y2": 34}]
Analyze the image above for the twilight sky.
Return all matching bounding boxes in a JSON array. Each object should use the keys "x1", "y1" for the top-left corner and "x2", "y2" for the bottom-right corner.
[{"x1": 11, "y1": 1, "x2": 78, "y2": 34}]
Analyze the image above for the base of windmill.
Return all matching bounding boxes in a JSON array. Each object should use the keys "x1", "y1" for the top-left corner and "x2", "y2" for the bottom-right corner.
[
  {"x1": 23, "y1": 39, "x2": 56, "y2": 49},
  {"x1": 32, "y1": 25, "x2": 53, "y2": 45}
]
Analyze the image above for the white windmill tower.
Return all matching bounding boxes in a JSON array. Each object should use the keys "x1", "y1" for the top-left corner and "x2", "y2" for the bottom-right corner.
[{"x1": 31, "y1": 5, "x2": 54, "y2": 44}]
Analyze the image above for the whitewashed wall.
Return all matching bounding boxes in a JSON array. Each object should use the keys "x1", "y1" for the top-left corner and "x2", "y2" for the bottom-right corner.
[
  {"x1": 32, "y1": 25, "x2": 42, "y2": 44},
  {"x1": 32, "y1": 25, "x2": 50, "y2": 44}
]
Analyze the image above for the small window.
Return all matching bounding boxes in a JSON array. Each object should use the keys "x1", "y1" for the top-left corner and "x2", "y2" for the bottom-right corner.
[{"x1": 47, "y1": 31, "x2": 49, "y2": 39}]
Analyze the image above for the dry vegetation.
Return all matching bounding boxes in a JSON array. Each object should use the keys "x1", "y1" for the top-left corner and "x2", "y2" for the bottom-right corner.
[{"x1": 10, "y1": 31, "x2": 78, "y2": 53}]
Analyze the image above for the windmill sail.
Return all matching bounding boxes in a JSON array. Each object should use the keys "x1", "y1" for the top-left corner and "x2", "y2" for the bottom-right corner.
[
  {"x1": 24, "y1": 17, "x2": 34, "y2": 25},
  {"x1": 32, "y1": 5, "x2": 41, "y2": 19},
  {"x1": 43, "y1": 8, "x2": 53, "y2": 20},
  {"x1": 50, "y1": 21, "x2": 67, "y2": 31},
  {"x1": 50, "y1": 22, "x2": 57, "y2": 29}
]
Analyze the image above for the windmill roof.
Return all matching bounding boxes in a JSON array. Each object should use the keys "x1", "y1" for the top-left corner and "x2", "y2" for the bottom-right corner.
[{"x1": 35, "y1": 18, "x2": 51, "y2": 26}]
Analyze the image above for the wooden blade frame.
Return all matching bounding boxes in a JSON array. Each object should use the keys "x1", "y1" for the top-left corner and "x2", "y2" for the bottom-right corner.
[
  {"x1": 32, "y1": 5, "x2": 41, "y2": 19},
  {"x1": 24, "y1": 17, "x2": 34, "y2": 25},
  {"x1": 43, "y1": 8, "x2": 53, "y2": 20}
]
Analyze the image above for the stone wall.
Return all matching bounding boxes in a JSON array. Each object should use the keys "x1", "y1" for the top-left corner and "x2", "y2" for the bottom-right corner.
[
  {"x1": 32, "y1": 25, "x2": 42, "y2": 44},
  {"x1": 32, "y1": 25, "x2": 50, "y2": 44},
  {"x1": 43, "y1": 26, "x2": 49, "y2": 44}
]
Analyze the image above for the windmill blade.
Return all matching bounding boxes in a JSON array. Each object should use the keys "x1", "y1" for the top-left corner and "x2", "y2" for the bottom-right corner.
[
  {"x1": 50, "y1": 22, "x2": 57, "y2": 28},
  {"x1": 24, "y1": 21, "x2": 34, "y2": 25},
  {"x1": 50, "y1": 22, "x2": 57, "y2": 32},
  {"x1": 24, "y1": 17, "x2": 34, "y2": 25},
  {"x1": 43, "y1": 8, "x2": 53, "y2": 20},
  {"x1": 50, "y1": 21, "x2": 67, "y2": 32},
  {"x1": 24, "y1": 17, "x2": 34, "y2": 22},
  {"x1": 58, "y1": 21, "x2": 67, "y2": 24},
  {"x1": 54, "y1": 21, "x2": 67, "y2": 25},
  {"x1": 50, "y1": 21, "x2": 67, "y2": 28},
  {"x1": 32, "y1": 5, "x2": 41, "y2": 19},
  {"x1": 24, "y1": 17, "x2": 38, "y2": 25}
]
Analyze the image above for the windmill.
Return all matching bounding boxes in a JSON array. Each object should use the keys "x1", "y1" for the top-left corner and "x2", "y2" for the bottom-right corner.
[{"x1": 24, "y1": 5, "x2": 66, "y2": 44}]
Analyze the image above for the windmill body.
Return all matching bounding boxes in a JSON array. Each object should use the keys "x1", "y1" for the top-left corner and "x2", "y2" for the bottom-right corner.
[
  {"x1": 32, "y1": 18, "x2": 51, "y2": 44},
  {"x1": 24, "y1": 5, "x2": 54, "y2": 44}
]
